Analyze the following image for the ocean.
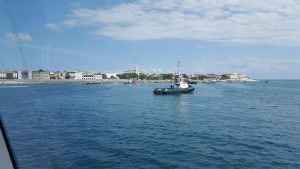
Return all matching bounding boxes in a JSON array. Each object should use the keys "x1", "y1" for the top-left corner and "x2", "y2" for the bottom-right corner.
[{"x1": 0, "y1": 81, "x2": 300, "y2": 169}]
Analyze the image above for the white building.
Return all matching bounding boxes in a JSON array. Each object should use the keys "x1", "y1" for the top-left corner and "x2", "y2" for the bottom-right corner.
[
  {"x1": 18, "y1": 70, "x2": 32, "y2": 80},
  {"x1": 28, "y1": 71, "x2": 32, "y2": 79},
  {"x1": 105, "y1": 73, "x2": 119, "y2": 79},
  {"x1": 228, "y1": 73, "x2": 250, "y2": 81},
  {"x1": 75, "y1": 72, "x2": 96, "y2": 80},
  {"x1": 74, "y1": 72, "x2": 83, "y2": 80},
  {"x1": 82, "y1": 73, "x2": 95, "y2": 80},
  {"x1": 32, "y1": 71, "x2": 50, "y2": 80},
  {"x1": 0, "y1": 72, "x2": 6, "y2": 79},
  {"x1": 18, "y1": 71, "x2": 22, "y2": 79},
  {"x1": 12, "y1": 72, "x2": 18, "y2": 79},
  {"x1": 0, "y1": 71, "x2": 18, "y2": 79},
  {"x1": 94, "y1": 73, "x2": 103, "y2": 80}
]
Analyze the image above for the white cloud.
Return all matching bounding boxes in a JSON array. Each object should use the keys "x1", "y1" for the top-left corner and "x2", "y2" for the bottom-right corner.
[
  {"x1": 59, "y1": 0, "x2": 300, "y2": 45},
  {"x1": 4, "y1": 32, "x2": 32, "y2": 42},
  {"x1": 45, "y1": 23, "x2": 60, "y2": 30}
]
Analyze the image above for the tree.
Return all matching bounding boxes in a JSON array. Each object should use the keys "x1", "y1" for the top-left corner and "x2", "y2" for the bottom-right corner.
[
  {"x1": 102, "y1": 74, "x2": 107, "y2": 79},
  {"x1": 138, "y1": 73, "x2": 148, "y2": 80},
  {"x1": 110, "y1": 75, "x2": 117, "y2": 79},
  {"x1": 117, "y1": 73, "x2": 139, "y2": 79},
  {"x1": 161, "y1": 73, "x2": 173, "y2": 80}
]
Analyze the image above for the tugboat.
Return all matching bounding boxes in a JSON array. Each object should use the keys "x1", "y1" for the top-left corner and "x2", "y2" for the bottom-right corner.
[{"x1": 153, "y1": 62, "x2": 195, "y2": 95}]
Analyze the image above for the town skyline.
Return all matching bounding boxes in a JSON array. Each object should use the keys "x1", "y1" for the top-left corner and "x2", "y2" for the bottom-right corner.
[
  {"x1": 0, "y1": 69, "x2": 252, "y2": 82},
  {"x1": 1, "y1": 0, "x2": 300, "y2": 79}
]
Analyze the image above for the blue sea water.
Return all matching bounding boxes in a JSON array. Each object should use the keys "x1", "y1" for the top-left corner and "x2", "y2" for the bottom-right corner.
[{"x1": 0, "y1": 81, "x2": 300, "y2": 169}]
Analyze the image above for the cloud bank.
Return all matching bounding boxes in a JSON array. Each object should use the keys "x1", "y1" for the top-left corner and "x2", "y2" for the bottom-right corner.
[
  {"x1": 60, "y1": 0, "x2": 300, "y2": 45},
  {"x1": 4, "y1": 32, "x2": 32, "y2": 42}
]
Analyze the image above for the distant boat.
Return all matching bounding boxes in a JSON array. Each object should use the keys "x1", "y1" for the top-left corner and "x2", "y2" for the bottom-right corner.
[
  {"x1": 86, "y1": 81, "x2": 101, "y2": 85},
  {"x1": 124, "y1": 80, "x2": 133, "y2": 84},
  {"x1": 202, "y1": 79, "x2": 217, "y2": 84},
  {"x1": 124, "y1": 79, "x2": 139, "y2": 85},
  {"x1": 187, "y1": 80, "x2": 198, "y2": 84}
]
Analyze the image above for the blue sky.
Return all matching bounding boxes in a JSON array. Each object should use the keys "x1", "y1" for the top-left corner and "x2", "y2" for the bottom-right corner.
[{"x1": 1, "y1": 0, "x2": 300, "y2": 79}]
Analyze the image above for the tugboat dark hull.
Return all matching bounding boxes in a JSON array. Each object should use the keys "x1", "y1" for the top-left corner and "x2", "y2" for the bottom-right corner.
[{"x1": 153, "y1": 87, "x2": 195, "y2": 95}]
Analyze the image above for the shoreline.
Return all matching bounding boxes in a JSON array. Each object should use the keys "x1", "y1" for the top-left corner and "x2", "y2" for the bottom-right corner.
[
  {"x1": 0, "y1": 79, "x2": 172, "y2": 85},
  {"x1": 0, "y1": 79, "x2": 261, "y2": 85}
]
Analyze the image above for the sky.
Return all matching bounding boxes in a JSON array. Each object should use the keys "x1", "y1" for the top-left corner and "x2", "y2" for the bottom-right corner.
[{"x1": 1, "y1": 0, "x2": 300, "y2": 79}]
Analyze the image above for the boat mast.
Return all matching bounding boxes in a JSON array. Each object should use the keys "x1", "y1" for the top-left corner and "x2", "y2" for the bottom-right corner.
[
  {"x1": 175, "y1": 61, "x2": 181, "y2": 84},
  {"x1": 177, "y1": 61, "x2": 181, "y2": 75}
]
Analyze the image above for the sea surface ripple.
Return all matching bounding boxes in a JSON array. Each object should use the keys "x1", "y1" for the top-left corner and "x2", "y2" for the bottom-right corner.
[{"x1": 0, "y1": 80, "x2": 300, "y2": 169}]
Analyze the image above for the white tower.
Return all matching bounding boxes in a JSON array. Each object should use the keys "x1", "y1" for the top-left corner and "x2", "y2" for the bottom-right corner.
[{"x1": 135, "y1": 65, "x2": 139, "y2": 75}]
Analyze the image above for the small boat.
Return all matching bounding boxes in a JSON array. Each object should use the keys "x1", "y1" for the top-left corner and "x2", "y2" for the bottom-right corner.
[
  {"x1": 124, "y1": 80, "x2": 139, "y2": 84},
  {"x1": 202, "y1": 79, "x2": 217, "y2": 84},
  {"x1": 86, "y1": 81, "x2": 101, "y2": 85},
  {"x1": 187, "y1": 80, "x2": 198, "y2": 84},
  {"x1": 124, "y1": 80, "x2": 133, "y2": 84},
  {"x1": 153, "y1": 62, "x2": 194, "y2": 95}
]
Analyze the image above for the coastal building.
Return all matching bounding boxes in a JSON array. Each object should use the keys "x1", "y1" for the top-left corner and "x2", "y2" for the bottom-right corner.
[
  {"x1": 0, "y1": 72, "x2": 7, "y2": 79},
  {"x1": 1, "y1": 71, "x2": 18, "y2": 79},
  {"x1": 227, "y1": 73, "x2": 250, "y2": 81},
  {"x1": 0, "y1": 71, "x2": 18, "y2": 79},
  {"x1": 105, "y1": 73, "x2": 119, "y2": 79},
  {"x1": 49, "y1": 72, "x2": 58, "y2": 79},
  {"x1": 18, "y1": 70, "x2": 32, "y2": 80},
  {"x1": 32, "y1": 70, "x2": 50, "y2": 80},
  {"x1": 49, "y1": 71, "x2": 66, "y2": 79},
  {"x1": 58, "y1": 71, "x2": 66, "y2": 79},
  {"x1": 82, "y1": 73, "x2": 95, "y2": 80},
  {"x1": 205, "y1": 73, "x2": 218, "y2": 79},
  {"x1": 74, "y1": 72, "x2": 83, "y2": 80},
  {"x1": 66, "y1": 72, "x2": 76, "y2": 79},
  {"x1": 74, "y1": 72, "x2": 96, "y2": 80},
  {"x1": 94, "y1": 73, "x2": 103, "y2": 80},
  {"x1": 191, "y1": 74, "x2": 207, "y2": 80}
]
